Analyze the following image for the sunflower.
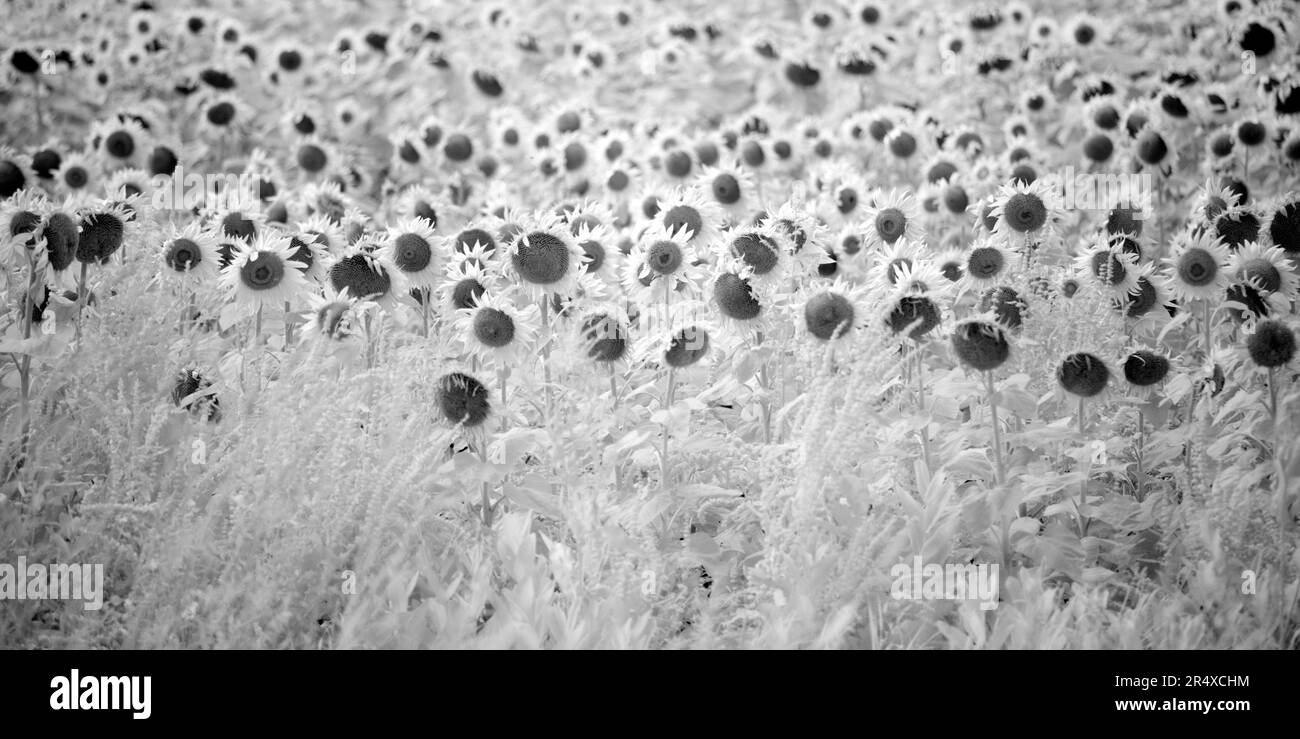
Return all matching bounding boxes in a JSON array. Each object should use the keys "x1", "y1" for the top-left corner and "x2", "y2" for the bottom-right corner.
[
  {"x1": 220, "y1": 232, "x2": 309, "y2": 317},
  {"x1": 1263, "y1": 193, "x2": 1300, "y2": 257},
  {"x1": 292, "y1": 137, "x2": 337, "y2": 178},
  {"x1": 571, "y1": 221, "x2": 622, "y2": 286},
  {"x1": 1165, "y1": 229, "x2": 1231, "y2": 304},
  {"x1": 820, "y1": 169, "x2": 869, "y2": 229},
  {"x1": 197, "y1": 93, "x2": 245, "y2": 141},
  {"x1": 600, "y1": 157, "x2": 640, "y2": 207},
  {"x1": 1213, "y1": 202, "x2": 1264, "y2": 251},
  {"x1": 0, "y1": 189, "x2": 48, "y2": 250},
  {"x1": 75, "y1": 199, "x2": 136, "y2": 265},
  {"x1": 390, "y1": 184, "x2": 441, "y2": 229},
  {"x1": 1188, "y1": 176, "x2": 1242, "y2": 229},
  {"x1": 92, "y1": 117, "x2": 147, "y2": 169},
  {"x1": 159, "y1": 221, "x2": 220, "y2": 285},
  {"x1": 862, "y1": 188, "x2": 923, "y2": 252},
  {"x1": 963, "y1": 238, "x2": 1014, "y2": 290},
  {"x1": 296, "y1": 213, "x2": 346, "y2": 258},
  {"x1": 386, "y1": 126, "x2": 429, "y2": 179},
  {"x1": 1230, "y1": 241, "x2": 1299, "y2": 303},
  {"x1": 454, "y1": 288, "x2": 540, "y2": 368},
  {"x1": 872, "y1": 237, "x2": 926, "y2": 290},
  {"x1": 883, "y1": 288, "x2": 945, "y2": 342},
  {"x1": 624, "y1": 225, "x2": 706, "y2": 304},
  {"x1": 301, "y1": 284, "x2": 365, "y2": 343},
  {"x1": 762, "y1": 196, "x2": 829, "y2": 275},
  {"x1": 951, "y1": 313, "x2": 1013, "y2": 371},
  {"x1": 697, "y1": 161, "x2": 757, "y2": 224},
  {"x1": 328, "y1": 243, "x2": 404, "y2": 309},
  {"x1": 1073, "y1": 240, "x2": 1140, "y2": 296},
  {"x1": 383, "y1": 217, "x2": 442, "y2": 291},
  {"x1": 53, "y1": 151, "x2": 97, "y2": 196},
  {"x1": 801, "y1": 278, "x2": 868, "y2": 341},
  {"x1": 709, "y1": 259, "x2": 780, "y2": 341},
  {"x1": 504, "y1": 212, "x2": 585, "y2": 298},
  {"x1": 654, "y1": 186, "x2": 724, "y2": 256},
  {"x1": 718, "y1": 220, "x2": 788, "y2": 296},
  {"x1": 561, "y1": 198, "x2": 616, "y2": 235},
  {"x1": 990, "y1": 178, "x2": 1061, "y2": 245},
  {"x1": 269, "y1": 40, "x2": 309, "y2": 84},
  {"x1": 440, "y1": 256, "x2": 497, "y2": 315},
  {"x1": 102, "y1": 167, "x2": 153, "y2": 203},
  {"x1": 332, "y1": 97, "x2": 369, "y2": 140},
  {"x1": 631, "y1": 311, "x2": 719, "y2": 370},
  {"x1": 1112, "y1": 265, "x2": 1174, "y2": 333},
  {"x1": 283, "y1": 227, "x2": 330, "y2": 284},
  {"x1": 575, "y1": 303, "x2": 632, "y2": 364}
]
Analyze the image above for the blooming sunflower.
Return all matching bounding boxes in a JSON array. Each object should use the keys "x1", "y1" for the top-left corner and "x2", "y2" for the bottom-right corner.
[
  {"x1": 862, "y1": 188, "x2": 923, "y2": 252},
  {"x1": 624, "y1": 225, "x2": 706, "y2": 304},
  {"x1": 53, "y1": 151, "x2": 97, "y2": 196},
  {"x1": 296, "y1": 213, "x2": 346, "y2": 258},
  {"x1": 990, "y1": 178, "x2": 1061, "y2": 246},
  {"x1": 718, "y1": 220, "x2": 789, "y2": 296},
  {"x1": 1112, "y1": 265, "x2": 1174, "y2": 332},
  {"x1": 384, "y1": 217, "x2": 442, "y2": 291},
  {"x1": 1229, "y1": 241, "x2": 1299, "y2": 303},
  {"x1": 504, "y1": 212, "x2": 585, "y2": 298},
  {"x1": 571, "y1": 221, "x2": 622, "y2": 286},
  {"x1": 710, "y1": 259, "x2": 780, "y2": 341},
  {"x1": 801, "y1": 278, "x2": 868, "y2": 341},
  {"x1": 0, "y1": 189, "x2": 48, "y2": 250},
  {"x1": 702, "y1": 163, "x2": 759, "y2": 225},
  {"x1": 159, "y1": 221, "x2": 220, "y2": 284},
  {"x1": 328, "y1": 243, "x2": 404, "y2": 309},
  {"x1": 1165, "y1": 229, "x2": 1231, "y2": 304},
  {"x1": 440, "y1": 257, "x2": 497, "y2": 314},
  {"x1": 963, "y1": 238, "x2": 1014, "y2": 290},
  {"x1": 1263, "y1": 193, "x2": 1300, "y2": 257},
  {"x1": 654, "y1": 186, "x2": 724, "y2": 257},
  {"x1": 762, "y1": 196, "x2": 829, "y2": 276},
  {"x1": 454, "y1": 288, "x2": 540, "y2": 368},
  {"x1": 92, "y1": 117, "x2": 147, "y2": 169},
  {"x1": 1073, "y1": 240, "x2": 1140, "y2": 296},
  {"x1": 302, "y1": 285, "x2": 366, "y2": 343},
  {"x1": 220, "y1": 231, "x2": 309, "y2": 317}
]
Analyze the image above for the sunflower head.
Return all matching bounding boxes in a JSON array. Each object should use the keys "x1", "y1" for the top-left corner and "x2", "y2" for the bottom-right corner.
[
  {"x1": 1057, "y1": 352, "x2": 1109, "y2": 397},
  {"x1": 1123, "y1": 350, "x2": 1169, "y2": 387},
  {"x1": 437, "y1": 372, "x2": 490, "y2": 427},
  {"x1": 1247, "y1": 320, "x2": 1296, "y2": 368},
  {"x1": 951, "y1": 319, "x2": 1010, "y2": 371}
]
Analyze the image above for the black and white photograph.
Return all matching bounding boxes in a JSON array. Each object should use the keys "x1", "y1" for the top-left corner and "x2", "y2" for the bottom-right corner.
[{"x1": 1, "y1": 0, "x2": 1297, "y2": 710}]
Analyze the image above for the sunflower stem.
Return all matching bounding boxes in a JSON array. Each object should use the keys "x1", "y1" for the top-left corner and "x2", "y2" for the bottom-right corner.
[
  {"x1": 1203, "y1": 300, "x2": 1213, "y2": 362},
  {"x1": 1135, "y1": 409, "x2": 1146, "y2": 502},
  {"x1": 1078, "y1": 396, "x2": 1088, "y2": 528},
  {"x1": 610, "y1": 363, "x2": 623, "y2": 492},
  {"x1": 1268, "y1": 366, "x2": 1289, "y2": 589},
  {"x1": 498, "y1": 367, "x2": 508, "y2": 433},
  {"x1": 757, "y1": 331, "x2": 771, "y2": 445},
  {"x1": 283, "y1": 300, "x2": 293, "y2": 347},
  {"x1": 15, "y1": 250, "x2": 36, "y2": 473},
  {"x1": 917, "y1": 347, "x2": 933, "y2": 476},
  {"x1": 662, "y1": 366, "x2": 676, "y2": 492},
  {"x1": 32, "y1": 74, "x2": 43, "y2": 130},
  {"x1": 420, "y1": 288, "x2": 430, "y2": 338},
  {"x1": 74, "y1": 261, "x2": 88, "y2": 343},
  {"x1": 540, "y1": 295, "x2": 553, "y2": 423},
  {"x1": 984, "y1": 371, "x2": 1004, "y2": 489},
  {"x1": 479, "y1": 427, "x2": 493, "y2": 528}
]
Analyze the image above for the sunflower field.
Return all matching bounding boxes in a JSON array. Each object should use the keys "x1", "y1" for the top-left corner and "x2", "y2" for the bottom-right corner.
[{"x1": 1, "y1": 0, "x2": 1298, "y2": 650}]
